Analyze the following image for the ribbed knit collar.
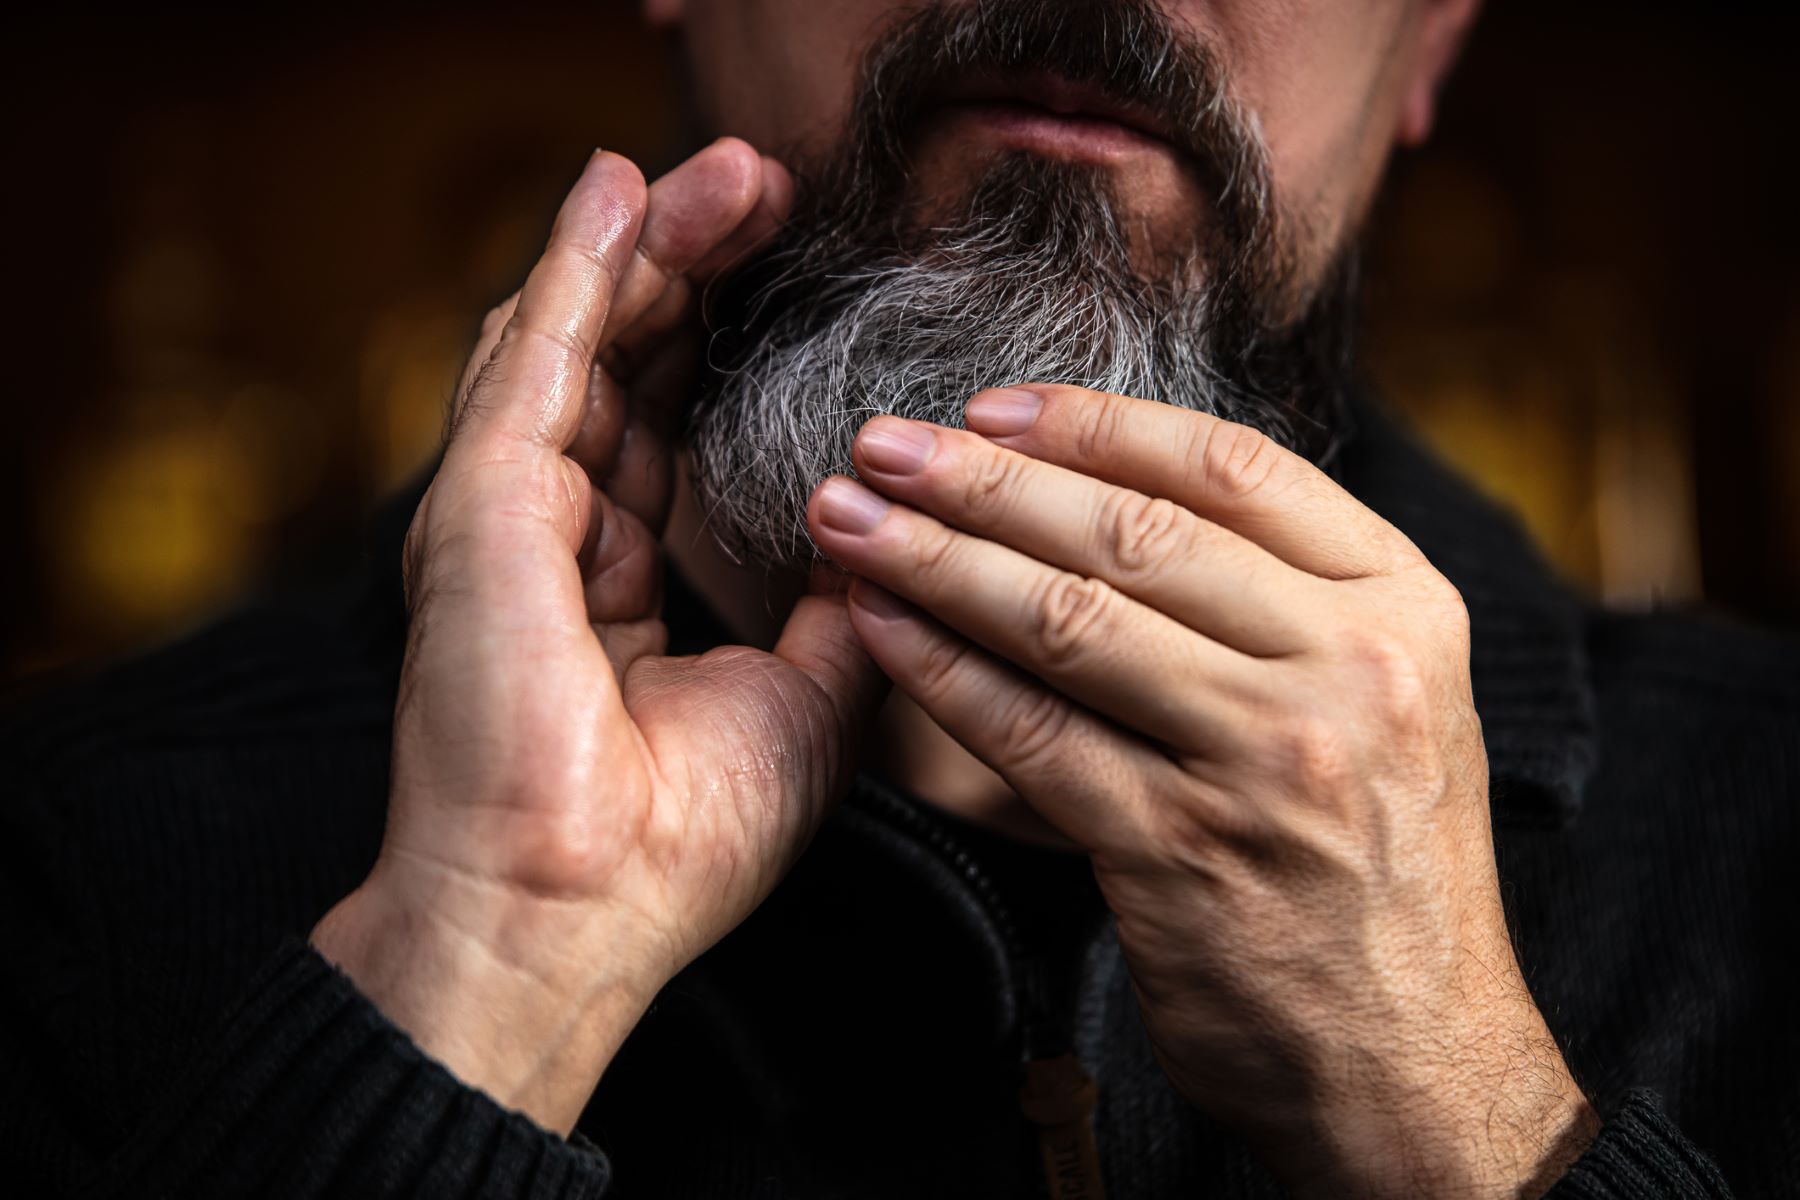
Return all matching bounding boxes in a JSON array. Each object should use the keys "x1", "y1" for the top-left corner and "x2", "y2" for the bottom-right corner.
[
  {"x1": 365, "y1": 388, "x2": 1598, "y2": 827},
  {"x1": 1330, "y1": 389, "x2": 1597, "y2": 826}
]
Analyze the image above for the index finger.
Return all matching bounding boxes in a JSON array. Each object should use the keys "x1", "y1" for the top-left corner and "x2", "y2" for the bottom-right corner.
[
  {"x1": 595, "y1": 138, "x2": 772, "y2": 367},
  {"x1": 448, "y1": 150, "x2": 647, "y2": 455},
  {"x1": 964, "y1": 384, "x2": 1421, "y2": 579}
]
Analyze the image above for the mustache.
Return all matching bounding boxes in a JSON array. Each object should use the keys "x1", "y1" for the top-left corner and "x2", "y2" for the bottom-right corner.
[
  {"x1": 836, "y1": 0, "x2": 1277, "y2": 278},
  {"x1": 682, "y1": 0, "x2": 1354, "y2": 572}
]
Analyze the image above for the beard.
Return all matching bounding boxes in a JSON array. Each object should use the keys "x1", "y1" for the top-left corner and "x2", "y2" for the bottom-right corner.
[{"x1": 686, "y1": 0, "x2": 1362, "y2": 572}]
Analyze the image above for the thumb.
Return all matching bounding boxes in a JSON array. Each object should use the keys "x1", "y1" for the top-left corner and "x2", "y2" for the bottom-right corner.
[{"x1": 773, "y1": 568, "x2": 891, "y2": 763}]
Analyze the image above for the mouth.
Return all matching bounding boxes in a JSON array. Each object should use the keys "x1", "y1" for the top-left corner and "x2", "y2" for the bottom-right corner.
[{"x1": 920, "y1": 70, "x2": 1183, "y2": 165}]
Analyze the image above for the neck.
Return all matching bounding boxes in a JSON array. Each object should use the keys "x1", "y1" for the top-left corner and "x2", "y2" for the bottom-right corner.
[{"x1": 664, "y1": 463, "x2": 1078, "y2": 851}]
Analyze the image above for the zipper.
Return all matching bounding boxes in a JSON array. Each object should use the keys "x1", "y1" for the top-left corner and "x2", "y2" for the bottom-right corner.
[{"x1": 851, "y1": 780, "x2": 1110, "y2": 1200}]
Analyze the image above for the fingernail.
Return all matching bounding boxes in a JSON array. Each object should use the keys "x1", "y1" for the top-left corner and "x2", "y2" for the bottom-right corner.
[
  {"x1": 816, "y1": 477, "x2": 890, "y2": 534},
  {"x1": 858, "y1": 417, "x2": 936, "y2": 475},
  {"x1": 965, "y1": 388, "x2": 1043, "y2": 437},
  {"x1": 851, "y1": 581, "x2": 911, "y2": 622}
]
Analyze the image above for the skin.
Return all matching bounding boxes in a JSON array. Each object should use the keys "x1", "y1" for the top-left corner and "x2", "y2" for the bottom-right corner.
[
  {"x1": 315, "y1": 2, "x2": 1603, "y2": 1195},
  {"x1": 657, "y1": 0, "x2": 1478, "y2": 313},
  {"x1": 811, "y1": 396, "x2": 1595, "y2": 1195},
  {"x1": 315, "y1": 140, "x2": 886, "y2": 1129}
]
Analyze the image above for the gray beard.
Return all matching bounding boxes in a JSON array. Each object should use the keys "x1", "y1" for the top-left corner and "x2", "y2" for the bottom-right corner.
[{"x1": 687, "y1": 157, "x2": 1320, "y2": 572}]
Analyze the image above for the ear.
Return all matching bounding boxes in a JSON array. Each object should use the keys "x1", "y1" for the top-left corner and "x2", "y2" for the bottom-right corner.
[
  {"x1": 1396, "y1": 0, "x2": 1483, "y2": 146},
  {"x1": 643, "y1": 0, "x2": 685, "y2": 30}
]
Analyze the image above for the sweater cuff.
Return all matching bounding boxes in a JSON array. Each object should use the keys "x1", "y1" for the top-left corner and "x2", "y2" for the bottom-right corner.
[
  {"x1": 109, "y1": 938, "x2": 612, "y2": 1199},
  {"x1": 1545, "y1": 1089, "x2": 1731, "y2": 1198}
]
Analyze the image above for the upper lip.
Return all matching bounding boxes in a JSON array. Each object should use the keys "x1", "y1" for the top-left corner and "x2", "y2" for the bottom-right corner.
[{"x1": 929, "y1": 70, "x2": 1180, "y2": 147}]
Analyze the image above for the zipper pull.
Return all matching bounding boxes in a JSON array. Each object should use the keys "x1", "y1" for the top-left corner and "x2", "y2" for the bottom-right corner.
[{"x1": 1020, "y1": 1052, "x2": 1108, "y2": 1200}]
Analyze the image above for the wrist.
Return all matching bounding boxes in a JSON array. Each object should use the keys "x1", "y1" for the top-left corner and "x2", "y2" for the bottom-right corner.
[
  {"x1": 1290, "y1": 1001, "x2": 1598, "y2": 1200},
  {"x1": 311, "y1": 861, "x2": 667, "y2": 1134}
]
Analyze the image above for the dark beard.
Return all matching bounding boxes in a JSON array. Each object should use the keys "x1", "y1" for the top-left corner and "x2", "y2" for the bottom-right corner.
[{"x1": 685, "y1": 0, "x2": 1361, "y2": 571}]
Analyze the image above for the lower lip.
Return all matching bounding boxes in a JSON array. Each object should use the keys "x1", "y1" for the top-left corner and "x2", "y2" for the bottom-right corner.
[{"x1": 936, "y1": 100, "x2": 1174, "y2": 165}]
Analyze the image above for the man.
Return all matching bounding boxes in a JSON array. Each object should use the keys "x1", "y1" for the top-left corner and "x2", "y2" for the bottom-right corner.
[{"x1": 3, "y1": 0, "x2": 1795, "y2": 1196}]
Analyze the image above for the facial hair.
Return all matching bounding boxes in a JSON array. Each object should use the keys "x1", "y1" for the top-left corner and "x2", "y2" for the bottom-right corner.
[{"x1": 686, "y1": 0, "x2": 1361, "y2": 572}]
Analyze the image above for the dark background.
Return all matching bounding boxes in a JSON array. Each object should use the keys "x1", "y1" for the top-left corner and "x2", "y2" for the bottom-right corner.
[{"x1": 7, "y1": 2, "x2": 1798, "y2": 680}]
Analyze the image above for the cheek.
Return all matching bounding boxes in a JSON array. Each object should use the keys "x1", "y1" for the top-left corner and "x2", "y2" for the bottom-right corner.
[
  {"x1": 682, "y1": 0, "x2": 903, "y2": 160},
  {"x1": 1198, "y1": 0, "x2": 1417, "y2": 288}
]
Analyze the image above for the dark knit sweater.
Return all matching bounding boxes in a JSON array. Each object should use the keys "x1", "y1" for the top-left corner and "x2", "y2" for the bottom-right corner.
[{"x1": 3, "y1": 393, "x2": 1795, "y2": 1198}]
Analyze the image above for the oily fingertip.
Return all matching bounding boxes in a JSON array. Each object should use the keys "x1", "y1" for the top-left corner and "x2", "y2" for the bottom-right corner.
[{"x1": 756, "y1": 154, "x2": 795, "y2": 222}]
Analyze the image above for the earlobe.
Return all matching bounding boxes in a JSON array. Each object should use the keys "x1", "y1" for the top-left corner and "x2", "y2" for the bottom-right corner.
[
  {"x1": 1396, "y1": 0, "x2": 1483, "y2": 148},
  {"x1": 1397, "y1": 81, "x2": 1438, "y2": 148},
  {"x1": 643, "y1": 0, "x2": 685, "y2": 30}
]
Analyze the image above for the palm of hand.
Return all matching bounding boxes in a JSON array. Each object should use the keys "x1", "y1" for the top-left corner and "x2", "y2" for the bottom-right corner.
[{"x1": 376, "y1": 143, "x2": 877, "y2": 993}]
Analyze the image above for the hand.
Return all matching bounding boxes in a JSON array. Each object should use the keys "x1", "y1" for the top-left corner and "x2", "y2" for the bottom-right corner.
[
  {"x1": 806, "y1": 385, "x2": 1599, "y2": 1198},
  {"x1": 312, "y1": 142, "x2": 883, "y2": 1135}
]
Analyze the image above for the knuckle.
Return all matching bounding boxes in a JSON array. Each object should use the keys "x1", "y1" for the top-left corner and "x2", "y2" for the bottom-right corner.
[
  {"x1": 1340, "y1": 623, "x2": 1411, "y2": 675},
  {"x1": 996, "y1": 688, "x2": 1075, "y2": 773},
  {"x1": 1032, "y1": 573, "x2": 1114, "y2": 667},
  {"x1": 914, "y1": 632, "x2": 974, "y2": 698},
  {"x1": 1152, "y1": 788, "x2": 1272, "y2": 876},
  {"x1": 1191, "y1": 419, "x2": 1280, "y2": 501},
  {"x1": 960, "y1": 450, "x2": 1026, "y2": 522},
  {"x1": 1074, "y1": 391, "x2": 1132, "y2": 463},
  {"x1": 1376, "y1": 661, "x2": 1434, "y2": 737},
  {"x1": 1338, "y1": 620, "x2": 1438, "y2": 734},
  {"x1": 910, "y1": 523, "x2": 964, "y2": 582},
  {"x1": 517, "y1": 309, "x2": 597, "y2": 367},
  {"x1": 448, "y1": 456, "x2": 585, "y2": 552},
  {"x1": 1101, "y1": 490, "x2": 1187, "y2": 575},
  {"x1": 1266, "y1": 712, "x2": 1352, "y2": 793}
]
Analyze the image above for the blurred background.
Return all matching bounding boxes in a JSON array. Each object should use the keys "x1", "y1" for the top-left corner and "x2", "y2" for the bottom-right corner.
[{"x1": 6, "y1": 1, "x2": 1798, "y2": 681}]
